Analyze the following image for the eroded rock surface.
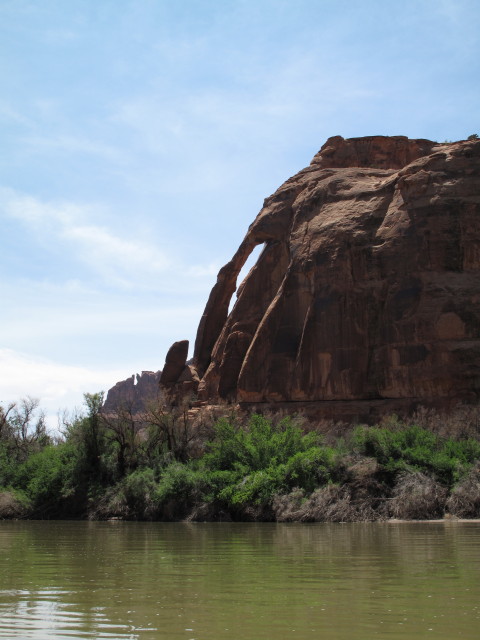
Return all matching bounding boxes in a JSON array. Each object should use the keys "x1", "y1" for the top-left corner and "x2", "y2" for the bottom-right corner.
[
  {"x1": 159, "y1": 340, "x2": 189, "y2": 387},
  {"x1": 103, "y1": 370, "x2": 162, "y2": 413},
  {"x1": 166, "y1": 135, "x2": 480, "y2": 414},
  {"x1": 159, "y1": 340, "x2": 200, "y2": 402}
]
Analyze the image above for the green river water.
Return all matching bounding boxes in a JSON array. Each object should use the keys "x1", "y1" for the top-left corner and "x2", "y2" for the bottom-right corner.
[{"x1": 0, "y1": 520, "x2": 479, "y2": 639}]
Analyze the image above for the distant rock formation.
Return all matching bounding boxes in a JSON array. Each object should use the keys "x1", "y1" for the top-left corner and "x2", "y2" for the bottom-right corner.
[
  {"x1": 161, "y1": 135, "x2": 480, "y2": 419},
  {"x1": 103, "y1": 371, "x2": 162, "y2": 413}
]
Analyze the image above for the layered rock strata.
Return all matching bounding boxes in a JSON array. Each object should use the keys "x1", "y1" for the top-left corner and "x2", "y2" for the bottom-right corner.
[{"x1": 163, "y1": 135, "x2": 480, "y2": 416}]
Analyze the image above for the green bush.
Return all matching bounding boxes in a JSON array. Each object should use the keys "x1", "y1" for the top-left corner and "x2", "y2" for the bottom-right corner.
[
  {"x1": 203, "y1": 414, "x2": 320, "y2": 472},
  {"x1": 196, "y1": 416, "x2": 338, "y2": 509},
  {"x1": 2, "y1": 403, "x2": 479, "y2": 521},
  {"x1": 218, "y1": 466, "x2": 286, "y2": 506},
  {"x1": 352, "y1": 422, "x2": 479, "y2": 486},
  {"x1": 0, "y1": 488, "x2": 31, "y2": 518},
  {"x1": 14, "y1": 444, "x2": 77, "y2": 515},
  {"x1": 155, "y1": 462, "x2": 203, "y2": 505},
  {"x1": 0, "y1": 443, "x2": 17, "y2": 488},
  {"x1": 284, "y1": 446, "x2": 338, "y2": 492},
  {"x1": 123, "y1": 468, "x2": 158, "y2": 518}
]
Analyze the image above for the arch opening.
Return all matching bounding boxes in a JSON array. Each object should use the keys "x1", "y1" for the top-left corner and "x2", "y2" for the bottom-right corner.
[{"x1": 228, "y1": 242, "x2": 265, "y2": 314}]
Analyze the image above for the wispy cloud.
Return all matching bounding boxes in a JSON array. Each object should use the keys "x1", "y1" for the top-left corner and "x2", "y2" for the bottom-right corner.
[
  {"x1": 62, "y1": 223, "x2": 170, "y2": 286},
  {"x1": 21, "y1": 133, "x2": 126, "y2": 162},
  {"x1": 0, "y1": 100, "x2": 35, "y2": 128},
  {"x1": 1, "y1": 187, "x2": 171, "y2": 288},
  {"x1": 0, "y1": 348, "x2": 122, "y2": 401},
  {"x1": 112, "y1": 44, "x2": 379, "y2": 184},
  {"x1": 0, "y1": 283, "x2": 201, "y2": 343},
  {"x1": 2, "y1": 0, "x2": 478, "y2": 422},
  {"x1": 187, "y1": 263, "x2": 221, "y2": 278},
  {"x1": 0, "y1": 348, "x2": 128, "y2": 429}
]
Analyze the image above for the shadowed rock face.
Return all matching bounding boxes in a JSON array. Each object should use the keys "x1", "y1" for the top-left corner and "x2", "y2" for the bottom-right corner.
[
  {"x1": 169, "y1": 135, "x2": 480, "y2": 412},
  {"x1": 159, "y1": 340, "x2": 199, "y2": 401},
  {"x1": 103, "y1": 371, "x2": 162, "y2": 413},
  {"x1": 159, "y1": 340, "x2": 189, "y2": 387}
]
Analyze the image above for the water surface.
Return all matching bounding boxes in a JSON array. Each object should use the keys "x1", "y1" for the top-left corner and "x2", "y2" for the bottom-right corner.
[{"x1": 1, "y1": 520, "x2": 479, "y2": 639}]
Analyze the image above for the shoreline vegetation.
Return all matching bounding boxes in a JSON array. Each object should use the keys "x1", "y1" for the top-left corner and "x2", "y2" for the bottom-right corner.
[{"x1": 1, "y1": 395, "x2": 480, "y2": 523}]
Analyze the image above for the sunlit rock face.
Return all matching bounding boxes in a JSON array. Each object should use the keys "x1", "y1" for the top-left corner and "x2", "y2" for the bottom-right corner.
[{"x1": 169, "y1": 136, "x2": 480, "y2": 413}]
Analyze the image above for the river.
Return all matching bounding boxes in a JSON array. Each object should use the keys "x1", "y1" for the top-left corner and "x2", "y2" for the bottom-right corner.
[{"x1": 1, "y1": 520, "x2": 479, "y2": 639}]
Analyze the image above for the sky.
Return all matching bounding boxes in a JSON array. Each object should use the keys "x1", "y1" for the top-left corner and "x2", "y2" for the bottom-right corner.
[{"x1": 1, "y1": 0, "x2": 479, "y2": 426}]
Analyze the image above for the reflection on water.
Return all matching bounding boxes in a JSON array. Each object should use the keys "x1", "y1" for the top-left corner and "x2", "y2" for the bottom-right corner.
[
  {"x1": 0, "y1": 520, "x2": 479, "y2": 639},
  {"x1": 0, "y1": 587, "x2": 134, "y2": 638}
]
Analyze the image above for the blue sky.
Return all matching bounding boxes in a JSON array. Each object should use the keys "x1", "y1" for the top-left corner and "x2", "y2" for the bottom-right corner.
[{"x1": 1, "y1": 0, "x2": 479, "y2": 425}]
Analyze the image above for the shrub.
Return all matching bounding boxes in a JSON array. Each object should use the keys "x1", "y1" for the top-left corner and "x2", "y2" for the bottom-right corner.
[
  {"x1": 200, "y1": 415, "x2": 336, "y2": 511},
  {"x1": 0, "y1": 443, "x2": 17, "y2": 488},
  {"x1": 446, "y1": 463, "x2": 480, "y2": 518},
  {"x1": 273, "y1": 485, "x2": 364, "y2": 522},
  {"x1": 389, "y1": 472, "x2": 447, "y2": 519},
  {"x1": 0, "y1": 489, "x2": 30, "y2": 519},
  {"x1": 284, "y1": 446, "x2": 338, "y2": 492},
  {"x1": 352, "y1": 422, "x2": 479, "y2": 486},
  {"x1": 218, "y1": 465, "x2": 286, "y2": 507},
  {"x1": 14, "y1": 444, "x2": 77, "y2": 516},
  {"x1": 203, "y1": 414, "x2": 320, "y2": 472},
  {"x1": 153, "y1": 463, "x2": 211, "y2": 519},
  {"x1": 123, "y1": 468, "x2": 158, "y2": 519}
]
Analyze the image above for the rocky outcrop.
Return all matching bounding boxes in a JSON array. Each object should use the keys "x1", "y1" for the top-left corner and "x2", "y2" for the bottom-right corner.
[
  {"x1": 159, "y1": 340, "x2": 200, "y2": 402},
  {"x1": 159, "y1": 340, "x2": 189, "y2": 387},
  {"x1": 164, "y1": 135, "x2": 480, "y2": 418},
  {"x1": 103, "y1": 370, "x2": 162, "y2": 413}
]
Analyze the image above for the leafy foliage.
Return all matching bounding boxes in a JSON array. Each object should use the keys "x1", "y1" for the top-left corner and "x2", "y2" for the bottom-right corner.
[
  {"x1": 200, "y1": 414, "x2": 338, "y2": 509},
  {"x1": 352, "y1": 422, "x2": 480, "y2": 485},
  {"x1": 2, "y1": 393, "x2": 480, "y2": 521},
  {"x1": 14, "y1": 444, "x2": 77, "y2": 516}
]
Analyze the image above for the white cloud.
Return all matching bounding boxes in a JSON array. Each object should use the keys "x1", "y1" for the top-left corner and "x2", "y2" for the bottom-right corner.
[
  {"x1": 62, "y1": 223, "x2": 170, "y2": 285},
  {"x1": 21, "y1": 133, "x2": 126, "y2": 162},
  {"x1": 1, "y1": 296, "x2": 200, "y2": 342},
  {"x1": 0, "y1": 100, "x2": 34, "y2": 128},
  {"x1": 187, "y1": 262, "x2": 221, "y2": 278},
  {"x1": 0, "y1": 274, "x2": 204, "y2": 379},
  {"x1": 1, "y1": 187, "x2": 171, "y2": 288},
  {"x1": 0, "y1": 348, "x2": 128, "y2": 430}
]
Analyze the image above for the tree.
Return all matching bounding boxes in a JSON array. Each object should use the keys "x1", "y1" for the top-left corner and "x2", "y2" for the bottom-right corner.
[
  {"x1": 0, "y1": 397, "x2": 48, "y2": 460},
  {"x1": 61, "y1": 391, "x2": 108, "y2": 481},
  {"x1": 142, "y1": 393, "x2": 215, "y2": 464},
  {"x1": 83, "y1": 391, "x2": 105, "y2": 472},
  {"x1": 100, "y1": 399, "x2": 141, "y2": 478}
]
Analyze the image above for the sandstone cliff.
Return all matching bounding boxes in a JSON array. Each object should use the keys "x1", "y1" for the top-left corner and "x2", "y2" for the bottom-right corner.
[
  {"x1": 164, "y1": 135, "x2": 480, "y2": 418},
  {"x1": 103, "y1": 370, "x2": 162, "y2": 413}
]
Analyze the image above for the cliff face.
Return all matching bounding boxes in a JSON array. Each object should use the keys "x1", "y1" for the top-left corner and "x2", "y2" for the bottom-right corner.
[
  {"x1": 164, "y1": 135, "x2": 480, "y2": 416},
  {"x1": 103, "y1": 371, "x2": 162, "y2": 413}
]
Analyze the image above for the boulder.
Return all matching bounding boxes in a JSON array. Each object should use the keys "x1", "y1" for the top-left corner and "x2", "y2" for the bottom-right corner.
[{"x1": 159, "y1": 340, "x2": 189, "y2": 387}]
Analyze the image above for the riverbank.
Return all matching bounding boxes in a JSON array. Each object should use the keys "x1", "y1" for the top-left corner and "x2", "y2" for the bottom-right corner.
[{"x1": 1, "y1": 406, "x2": 480, "y2": 523}]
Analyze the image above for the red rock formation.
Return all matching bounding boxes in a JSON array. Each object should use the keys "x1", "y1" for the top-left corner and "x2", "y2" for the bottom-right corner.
[
  {"x1": 159, "y1": 340, "x2": 200, "y2": 402},
  {"x1": 165, "y1": 135, "x2": 480, "y2": 417},
  {"x1": 103, "y1": 370, "x2": 162, "y2": 413},
  {"x1": 159, "y1": 340, "x2": 189, "y2": 387}
]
